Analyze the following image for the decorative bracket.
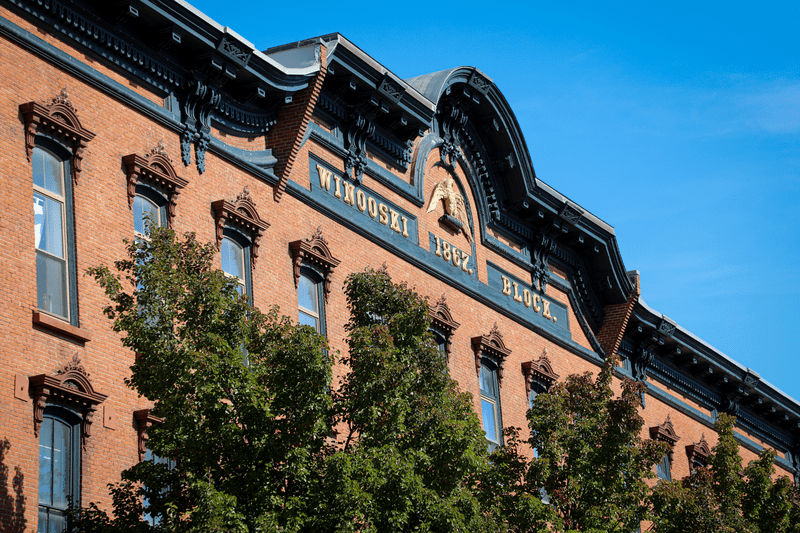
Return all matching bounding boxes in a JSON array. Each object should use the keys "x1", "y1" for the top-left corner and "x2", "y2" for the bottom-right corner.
[
  {"x1": 531, "y1": 230, "x2": 556, "y2": 293},
  {"x1": 429, "y1": 295, "x2": 460, "y2": 356},
  {"x1": 521, "y1": 348, "x2": 559, "y2": 396},
  {"x1": 472, "y1": 323, "x2": 512, "y2": 387},
  {"x1": 19, "y1": 88, "x2": 96, "y2": 185},
  {"x1": 439, "y1": 103, "x2": 468, "y2": 171},
  {"x1": 122, "y1": 141, "x2": 189, "y2": 226},
  {"x1": 134, "y1": 409, "x2": 164, "y2": 462},
  {"x1": 650, "y1": 414, "x2": 680, "y2": 464},
  {"x1": 344, "y1": 109, "x2": 375, "y2": 183},
  {"x1": 211, "y1": 187, "x2": 270, "y2": 268},
  {"x1": 631, "y1": 332, "x2": 662, "y2": 382},
  {"x1": 28, "y1": 354, "x2": 107, "y2": 449},
  {"x1": 289, "y1": 227, "x2": 341, "y2": 303},
  {"x1": 686, "y1": 434, "x2": 711, "y2": 469},
  {"x1": 181, "y1": 78, "x2": 221, "y2": 174},
  {"x1": 657, "y1": 316, "x2": 677, "y2": 338}
]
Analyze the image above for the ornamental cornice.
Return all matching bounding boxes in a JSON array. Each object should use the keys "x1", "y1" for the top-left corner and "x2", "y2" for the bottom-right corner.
[
  {"x1": 212, "y1": 188, "x2": 270, "y2": 269},
  {"x1": 123, "y1": 141, "x2": 188, "y2": 227},
  {"x1": 472, "y1": 323, "x2": 512, "y2": 386},
  {"x1": 28, "y1": 354, "x2": 107, "y2": 449},
  {"x1": 19, "y1": 88, "x2": 96, "y2": 185},
  {"x1": 289, "y1": 227, "x2": 341, "y2": 303}
]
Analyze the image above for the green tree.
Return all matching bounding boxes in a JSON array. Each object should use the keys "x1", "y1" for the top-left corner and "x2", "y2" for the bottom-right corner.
[
  {"x1": 80, "y1": 225, "x2": 333, "y2": 532},
  {"x1": 306, "y1": 267, "x2": 498, "y2": 532},
  {"x1": 76, "y1": 227, "x2": 497, "y2": 532},
  {"x1": 650, "y1": 413, "x2": 800, "y2": 533},
  {"x1": 488, "y1": 360, "x2": 668, "y2": 533}
]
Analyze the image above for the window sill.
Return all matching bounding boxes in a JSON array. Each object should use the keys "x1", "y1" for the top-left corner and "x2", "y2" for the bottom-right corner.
[{"x1": 32, "y1": 310, "x2": 92, "y2": 343}]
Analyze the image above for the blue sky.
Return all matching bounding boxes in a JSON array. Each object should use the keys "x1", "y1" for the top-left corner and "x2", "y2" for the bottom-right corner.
[{"x1": 186, "y1": 0, "x2": 800, "y2": 402}]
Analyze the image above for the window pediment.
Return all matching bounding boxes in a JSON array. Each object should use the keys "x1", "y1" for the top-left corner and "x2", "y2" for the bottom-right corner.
[
  {"x1": 212, "y1": 187, "x2": 269, "y2": 268},
  {"x1": 134, "y1": 409, "x2": 164, "y2": 462},
  {"x1": 686, "y1": 434, "x2": 711, "y2": 468},
  {"x1": 429, "y1": 295, "x2": 460, "y2": 356},
  {"x1": 123, "y1": 141, "x2": 188, "y2": 227},
  {"x1": 472, "y1": 323, "x2": 511, "y2": 386},
  {"x1": 20, "y1": 88, "x2": 95, "y2": 184},
  {"x1": 29, "y1": 354, "x2": 107, "y2": 448},
  {"x1": 289, "y1": 227, "x2": 341, "y2": 303},
  {"x1": 522, "y1": 348, "x2": 559, "y2": 396}
]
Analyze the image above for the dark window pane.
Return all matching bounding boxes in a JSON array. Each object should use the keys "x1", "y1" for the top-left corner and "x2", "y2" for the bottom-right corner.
[
  {"x1": 38, "y1": 418, "x2": 53, "y2": 506},
  {"x1": 36, "y1": 252, "x2": 67, "y2": 319}
]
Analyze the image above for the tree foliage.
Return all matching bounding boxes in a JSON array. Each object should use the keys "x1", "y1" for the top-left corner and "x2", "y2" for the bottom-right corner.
[
  {"x1": 77, "y1": 226, "x2": 495, "y2": 532},
  {"x1": 488, "y1": 359, "x2": 668, "y2": 532},
  {"x1": 76, "y1": 225, "x2": 799, "y2": 533},
  {"x1": 650, "y1": 413, "x2": 800, "y2": 533}
]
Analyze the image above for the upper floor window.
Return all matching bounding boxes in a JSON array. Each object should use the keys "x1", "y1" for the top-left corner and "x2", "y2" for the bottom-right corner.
[
  {"x1": 298, "y1": 268, "x2": 325, "y2": 334},
  {"x1": 650, "y1": 415, "x2": 680, "y2": 481},
  {"x1": 480, "y1": 358, "x2": 502, "y2": 452},
  {"x1": 33, "y1": 144, "x2": 76, "y2": 323},
  {"x1": 132, "y1": 185, "x2": 167, "y2": 237},
  {"x1": 38, "y1": 406, "x2": 81, "y2": 533},
  {"x1": 22, "y1": 90, "x2": 95, "y2": 328},
  {"x1": 429, "y1": 294, "x2": 460, "y2": 359},
  {"x1": 221, "y1": 230, "x2": 250, "y2": 299},
  {"x1": 471, "y1": 324, "x2": 511, "y2": 452},
  {"x1": 290, "y1": 227, "x2": 340, "y2": 336}
]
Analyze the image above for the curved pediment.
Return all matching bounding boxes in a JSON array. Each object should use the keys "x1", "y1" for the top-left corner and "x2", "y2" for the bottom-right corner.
[{"x1": 407, "y1": 66, "x2": 538, "y2": 224}]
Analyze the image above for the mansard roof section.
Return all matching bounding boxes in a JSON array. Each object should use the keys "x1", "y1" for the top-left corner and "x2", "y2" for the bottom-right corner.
[
  {"x1": 627, "y1": 297, "x2": 800, "y2": 450},
  {"x1": 406, "y1": 66, "x2": 537, "y2": 203},
  {"x1": 299, "y1": 33, "x2": 436, "y2": 132},
  {"x1": 145, "y1": 0, "x2": 321, "y2": 87},
  {"x1": 11, "y1": 0, "x2": 320, "y2": 97},
  {"x1": 407, "y1": 67, "x2": 633, "y2": 304}
]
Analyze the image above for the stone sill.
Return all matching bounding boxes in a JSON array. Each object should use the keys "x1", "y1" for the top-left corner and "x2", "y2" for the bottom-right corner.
[{"x1": 32, "y1": 310, "x2": 92, "y2": 343}]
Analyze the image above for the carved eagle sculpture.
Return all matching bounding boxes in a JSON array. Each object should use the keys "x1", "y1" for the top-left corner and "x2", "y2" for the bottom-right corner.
[{"x1": 427, "y1": 178, "x2": 472, "y2": 243}]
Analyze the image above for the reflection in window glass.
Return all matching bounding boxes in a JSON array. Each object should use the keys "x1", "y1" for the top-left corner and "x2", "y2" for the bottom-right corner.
[
  {"x1": 143, "y1": 448, "x2": 176, "y2": 526},
  {"x1": 33, "y1": 147, "x2": 69, "y2": 320},
  {"x1": 133, "y1": 194, "x2": 161, "y2": 235},
  {"x1": 656, "y1": 454, "x2": 671, "y2": 481},
  {"x1": 298, "y1": 271, "x2": 323, "y2": 333},
  {"x1": 480, "y1": 359, "x2": 502, "y2": 451},
  {"x1": 221, "y1": 236, "x2": 246, "y2": 296}
]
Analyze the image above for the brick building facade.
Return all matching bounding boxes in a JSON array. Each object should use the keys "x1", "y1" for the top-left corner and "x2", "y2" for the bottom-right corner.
[{"x1": 0, "y1": 0, "x2": 797, "y2": 530}]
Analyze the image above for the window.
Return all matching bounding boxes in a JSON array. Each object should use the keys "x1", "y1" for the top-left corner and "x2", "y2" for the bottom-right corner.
[
  {"x1": 650, "y1": 415, "x2": 679, "y2": 481},
  {"x1": 220, "y1": 230, "x2": 251, "y2": 299},
  {"x1": 429, "y1": 295, "x2": 459, "y2": 359},
  {"x1": 480, "y1": 358, "x2": 502, "y2": 452},
  {"x1": 38, "y1": 407, "x2": 81, "y2": 533},
  {"x1": 33, "y1": 144, "x2": 76, "y2": 323},
  {"x1": 142, "y1": 448, "x2": 176, "y2": 526},
  {"x1": 656, "y1": 454, "x2": 672, "y2": 481},
  {"x1": 298, "y1": 267, "x2": 325, "y2": 334},
  {"x1": 132, "y1": 185, "x2": 167, "y2": 237},
  {"x1": 430, "y1": 328, "x2": 447, "y2": 354}
]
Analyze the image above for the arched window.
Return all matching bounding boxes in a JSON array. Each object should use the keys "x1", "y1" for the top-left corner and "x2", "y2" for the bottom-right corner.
[
  {"x1": 298, "y1": 267, "x2": 325, "y2": 334},
  {"x1": 38, "y1": 406, "x2": 81, "y2": 533},
  {"x1": 132, "y1": 185, "x2": 168, "y2": 237},
  {"x1": 480, "y1": 358, "x2": 502, "y2": 452},
  {"x1": 33, "y1": 143, "x2": 76, "y2": 323},
  {"x1": 220, "y1": 230, "x2": 251, "y2": 299}
]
